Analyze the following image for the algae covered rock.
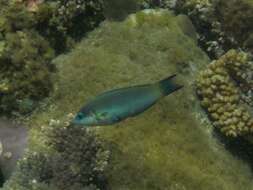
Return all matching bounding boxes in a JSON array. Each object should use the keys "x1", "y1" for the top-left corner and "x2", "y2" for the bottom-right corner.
[{"x1": 7, "y1": 9, "x2": 253, "y2": 190}]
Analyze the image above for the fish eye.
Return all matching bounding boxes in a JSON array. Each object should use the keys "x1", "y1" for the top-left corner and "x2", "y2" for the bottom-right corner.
[{"x1": 77, "y1": 113, "x2": 83, "y2": 119}]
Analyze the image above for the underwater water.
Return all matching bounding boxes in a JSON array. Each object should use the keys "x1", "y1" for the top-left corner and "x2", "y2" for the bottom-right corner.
[{"x1": 0, "y1": 0, "x2": 253, "y2": 190}]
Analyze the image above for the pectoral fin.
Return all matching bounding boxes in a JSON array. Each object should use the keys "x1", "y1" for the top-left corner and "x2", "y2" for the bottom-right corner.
[{"x1": 95, "y1": 112, "x2": 109, "y2": 120}]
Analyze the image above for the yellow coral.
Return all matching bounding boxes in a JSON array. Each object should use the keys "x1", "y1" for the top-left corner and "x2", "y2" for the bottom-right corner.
[{"x1": 196, "y1": 49, "x2": 253, "y2": 137}]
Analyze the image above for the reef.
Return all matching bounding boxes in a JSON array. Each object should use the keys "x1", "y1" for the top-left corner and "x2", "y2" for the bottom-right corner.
[
  {"x1": 34, "y1": 0, "x2": 105, "y2": 52},
  {"x1": 0, "y1": 30, "x2": 54, "y2": 115},
  {"x1": 0, "y1": 1, "x2": 53, "y2": 115},
  {"x1": 175, "y1": 0, "x2": 253, "y2": 58},
  {"x1": 196, "y1": 49, "x2": 253, "y2": 137},
  {"x1": 2, "y1": 120, "x2": 110, "y2": 190},
  {"x1": 1, "y1": 0, "x2": 253, "y2": 188},
  {"x1": 216, "y1": 0, "x2": 253, "y2": 54},
  {"x1": 3, "y1": 10, "x2": 252, "y2": 190},
  {"x1": 0, "y1": 0, "x2": 105, "y2": 116}
]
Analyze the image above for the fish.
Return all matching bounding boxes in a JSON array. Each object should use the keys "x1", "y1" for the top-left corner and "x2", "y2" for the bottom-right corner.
[{"x1": 71, "y1": 74, "x2": 183, "y2": 126}]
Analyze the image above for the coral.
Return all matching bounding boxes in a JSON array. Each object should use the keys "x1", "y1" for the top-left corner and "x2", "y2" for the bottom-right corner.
[
  {"x1": 175, "y1": 0, "x2": 227, "y2": 58},
  {"x1": 216, "y1": 0, "x2": 253, "y2": 53},
  {"x1": 35, "y1": 0, "x2": 105, "y2": 53},
  {"x1": 175, "y1": 0, "x2": 253, "y2": 57},
  {"x1": 47, "y1": 124, "x2": 110, "y2": 190},
  {"x1": 1, "y1": 2, "x2": 35, "y2": 33},
  {"x1": 196, "y1": 50, "x2": 253, "y2": 137},
  {"x1": 0, "y1": 0, "x2": 106, "y2": 115},
  {"x1": 2, "y1": 123, "x2": 110, "y2": 190},
  {"x1": 2, "y1": 151, "x2": 54, "y2": 190},
  {"x1": 0, "y1": 30, "x2": 54, "y2": 115},
  {"x1": 0, "y1": 0, "x2": 105, "y2": 53},
  {"x1": 0, "y1": 1, "x2": 55, "y2": 115},
  {"x1": 24, "y1": 10, "x2": 253, "y2": 190},
  {"x1": 175, "y1": 0, "x2": 215, "y2": 24}
]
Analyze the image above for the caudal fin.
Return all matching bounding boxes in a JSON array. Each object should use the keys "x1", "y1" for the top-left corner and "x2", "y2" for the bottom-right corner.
[{"x1": 158, "y1": 74, "x2": 183, "y2": 96}]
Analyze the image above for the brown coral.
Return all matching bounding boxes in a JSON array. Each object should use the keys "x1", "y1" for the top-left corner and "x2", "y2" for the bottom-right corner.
[{"x1": 196, "y1": 49, "x2": 253, "y2": 137}]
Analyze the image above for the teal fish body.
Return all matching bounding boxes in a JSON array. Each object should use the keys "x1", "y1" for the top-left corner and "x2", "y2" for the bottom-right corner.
[{"x1": 72, "y1": 75, "x2": 182, "y2": 126}]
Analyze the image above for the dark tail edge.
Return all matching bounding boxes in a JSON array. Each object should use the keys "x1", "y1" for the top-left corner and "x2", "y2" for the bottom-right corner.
[{"x1": 158, "y1": 74, "x2": 183, "y2": 96}]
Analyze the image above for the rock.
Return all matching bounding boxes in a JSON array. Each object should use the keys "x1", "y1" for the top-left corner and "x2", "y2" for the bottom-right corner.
[
  {"x1": 0, "y1": 119, "x2": 28, "y2": 180},
  {"x1": 27, "y1": 9, "x2": 253, "y2": 190},
  {"x1": 176, "y1": 14, "x2": 198, "y2": 43}
]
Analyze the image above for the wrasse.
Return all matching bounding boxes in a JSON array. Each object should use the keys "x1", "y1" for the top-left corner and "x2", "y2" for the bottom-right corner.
[{"x1": 72, "y1": 75, "x2": 183, "y2": 127}]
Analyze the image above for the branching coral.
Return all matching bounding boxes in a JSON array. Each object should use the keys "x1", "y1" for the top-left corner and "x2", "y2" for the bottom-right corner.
[
  {"x1": 196, "y1": 50, "x2": 253, "y2": 137},
  {"x1": 223, "y1": 49, "x2": 253, "y2": 107}
]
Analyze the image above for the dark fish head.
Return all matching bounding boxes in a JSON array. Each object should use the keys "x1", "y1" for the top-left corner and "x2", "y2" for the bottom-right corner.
[{"x1": 71, "y1": 111, "x2": 97, "y2": 126}]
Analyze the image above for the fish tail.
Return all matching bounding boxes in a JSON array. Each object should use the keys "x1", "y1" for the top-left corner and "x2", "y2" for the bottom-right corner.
[{"x1": 158, "y1": 74, "x2": 183, "y2": 96}]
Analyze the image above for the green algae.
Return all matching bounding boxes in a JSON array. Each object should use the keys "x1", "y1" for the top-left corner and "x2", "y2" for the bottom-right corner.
[{"x1": 15, "y1": 10, "x2": 253, "y2": 190}]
